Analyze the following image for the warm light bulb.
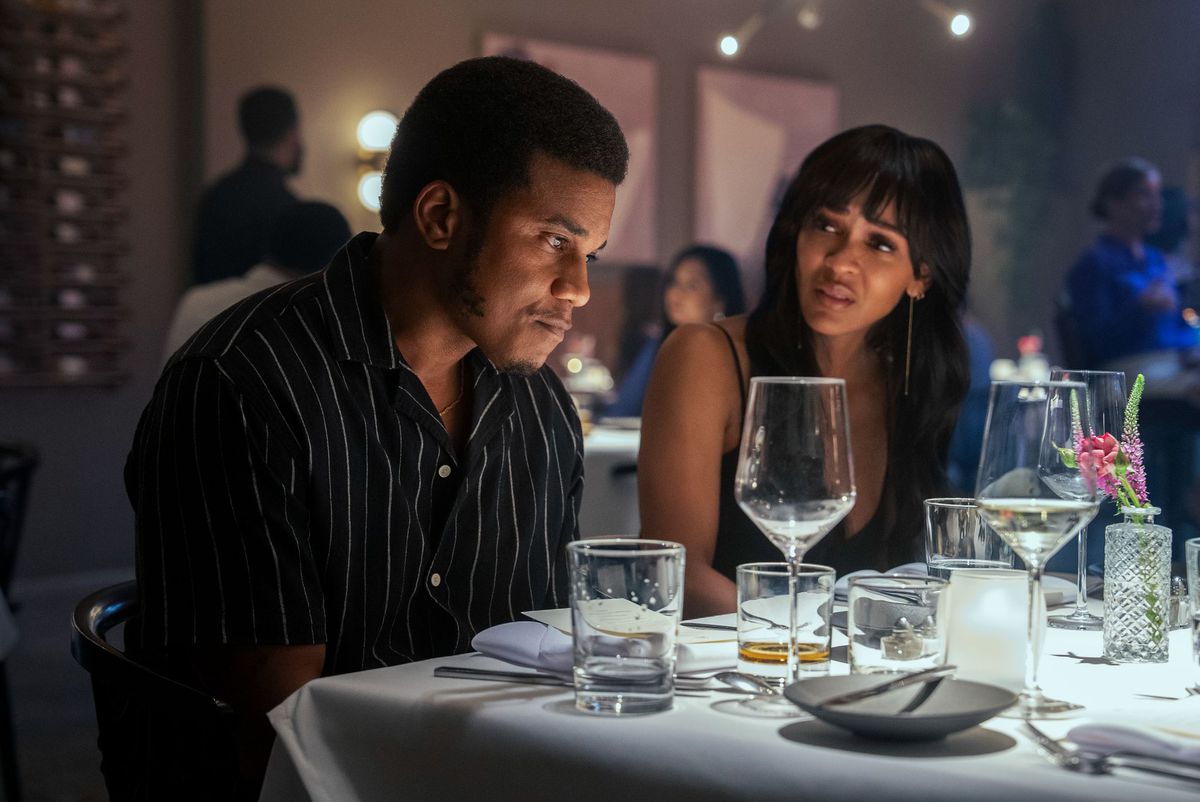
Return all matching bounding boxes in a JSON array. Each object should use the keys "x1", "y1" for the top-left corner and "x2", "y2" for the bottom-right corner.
[
  {"x1": 796, "y1": 1, "x2": 821, "y2": 30},
  {"x1": 357, "y1": 171, "x2": 383, "y2": 212},
  {"x1": 356, "y1": 110, "x2": 398, "y2": 152},
  {"x1": 566, "y1": 357, "x2": 583, "y2": 374},
  {"x1": 949, "y1": 12, "x2": 972, "y2": 37},
  {"x1": 718, "y1": 34, "x2": 739, "y2": 57}
]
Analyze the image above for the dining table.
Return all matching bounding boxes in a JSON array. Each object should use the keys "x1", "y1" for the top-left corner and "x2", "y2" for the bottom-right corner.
[
  {"x1": 260, "y1": 609, "x2": 1199, "y2": 802},
  {"x1": 578, "y1": 423, "x2": 641, "y2": 538}
]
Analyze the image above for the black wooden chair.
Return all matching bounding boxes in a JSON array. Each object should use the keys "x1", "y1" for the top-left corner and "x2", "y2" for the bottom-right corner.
[
  {"x1": 0, "y1": 443, "x2": 37, "y2": 802},
  {"x1": 71, "y1": 582, "x2": 238, "y2": 800}
]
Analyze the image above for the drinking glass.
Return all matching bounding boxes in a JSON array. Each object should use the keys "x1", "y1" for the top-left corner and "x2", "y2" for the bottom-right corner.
[
  {"x1": 736, "y1": 563, "x2": 835, "y2": 685},
  {"x1": 945, "y1": 569, "x2": 1044, "y2": 693},
  {"x1": 566, "y1": 538, "x2": 684, "y2": 715},
  {"x1": 1186, "y1": 538, "x2": 1199, "y2": 613},
  {"x1": 924, "y1": 497, "x2": 1013, "y2": 578},
  {"x1": 847, "y1": 575, "x2": 948, "y2": 674},
  {"x1": 735, "y1": 377, "x2": 855, "y2": 697},
  {"x1": 1046, "y1": 369, "x2": 1126, "y2": 631},
  {"x1": 975, "y1": 380, "x2": 1099, "y2": 718}
]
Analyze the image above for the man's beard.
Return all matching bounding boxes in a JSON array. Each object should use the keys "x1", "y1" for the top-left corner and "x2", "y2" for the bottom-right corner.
[{"x1": 449, "y1": 224, "x2": 540, "y2": 378}]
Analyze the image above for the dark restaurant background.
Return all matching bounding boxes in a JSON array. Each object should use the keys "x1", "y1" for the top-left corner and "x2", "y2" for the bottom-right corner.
[{"x1": 2, "y1": 0, "x2": 1199, "y2": 797}]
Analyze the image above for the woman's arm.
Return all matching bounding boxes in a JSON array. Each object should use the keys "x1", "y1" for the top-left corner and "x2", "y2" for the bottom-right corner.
[{"x1": 638, "y1": 322, "x2": 745, "y2": 617}]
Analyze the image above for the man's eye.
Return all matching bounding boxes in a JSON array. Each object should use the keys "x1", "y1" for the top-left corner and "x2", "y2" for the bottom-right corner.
[
  {"x1": 586, "y1": 253, "x2": 598, "y2": 264},
  {"x1": 547, "y1": 235, "x2": 566, "y2": 249}
]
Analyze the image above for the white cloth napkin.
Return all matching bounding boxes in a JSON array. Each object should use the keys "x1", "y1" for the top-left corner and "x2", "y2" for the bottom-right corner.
[
  {"x1": 471, "y1": 621, "x2": 736, "y2": 676},
  {"x1": 832, "y1": 562, "x2": 1078, "y2": 605},
  {"x1": 1068, "y1": 697, "x2": 1200, "y2": 765}
]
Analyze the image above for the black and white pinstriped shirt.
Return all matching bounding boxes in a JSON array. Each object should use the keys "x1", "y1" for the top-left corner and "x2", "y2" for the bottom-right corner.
[{"x1": 126, "y1": 232, "x2": 581, "y2": 675}]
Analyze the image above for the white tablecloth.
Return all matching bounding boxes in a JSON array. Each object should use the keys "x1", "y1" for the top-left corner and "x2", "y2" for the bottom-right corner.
[
  {"x1": 578, "y1": 426, "x2": 640, "y2": 537},
  {"x1": 262, "y1": 624, "x2": 1198, "y2": 802}
]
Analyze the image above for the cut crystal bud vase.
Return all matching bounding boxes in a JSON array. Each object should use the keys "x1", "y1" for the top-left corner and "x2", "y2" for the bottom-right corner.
[{"x1": 1102, "y1": 505, "x2": 1170, "y2": 663}]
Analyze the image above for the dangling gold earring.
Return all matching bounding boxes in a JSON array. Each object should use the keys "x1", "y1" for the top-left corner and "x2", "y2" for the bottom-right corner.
[{"x1": 904, "y1": 293, "x2": 916, "y2": 397}]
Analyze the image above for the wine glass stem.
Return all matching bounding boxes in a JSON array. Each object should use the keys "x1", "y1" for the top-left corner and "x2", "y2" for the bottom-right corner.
[
  {"x1": 787, "y1": 548, "x2": 805, "y2": 686},
  {"x1": 1073, "y1": 530, "x2": 1089, "y2": 616},
  {"x1": 1024, "y1": 564, "x2": 1044, "y2": 701}
]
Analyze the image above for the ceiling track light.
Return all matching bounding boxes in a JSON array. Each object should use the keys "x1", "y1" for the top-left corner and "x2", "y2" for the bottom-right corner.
[
  {"x1": 717, "y1": 0, "x2": 812, "y2": 59},
  {"x1": 920, "y1": 0, "x2": 973, "y2": 38}
]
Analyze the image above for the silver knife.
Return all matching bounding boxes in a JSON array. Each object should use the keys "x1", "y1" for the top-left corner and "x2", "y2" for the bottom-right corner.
[
  {"x1": 433, "y1": 665, "x2": 570, "y2": 686},
  {"x1": 819, "y1": 664, "x2": 957, "y2": 707}
]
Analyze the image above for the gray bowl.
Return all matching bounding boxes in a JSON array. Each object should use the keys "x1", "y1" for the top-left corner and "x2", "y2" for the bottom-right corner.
[{"x1": 784, "y1": 676, "x2": 1016, "y2": 740}]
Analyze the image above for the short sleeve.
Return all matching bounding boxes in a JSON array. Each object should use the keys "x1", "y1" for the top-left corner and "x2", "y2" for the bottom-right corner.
[{"x1": 127, "y1": 357, "x2": 326, "y2": 648}]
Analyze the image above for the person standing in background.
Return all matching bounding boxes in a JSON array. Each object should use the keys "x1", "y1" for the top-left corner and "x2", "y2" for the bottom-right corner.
[
  {"x1": 1065, "y1": 158, "x2": 1199, "y2": 374},
  {"x1": 192, "y1": 86, "x2": 302, "y2": 285},
  {"x1": 165, "y1": 201, "x2": 350, "y2": 358}
]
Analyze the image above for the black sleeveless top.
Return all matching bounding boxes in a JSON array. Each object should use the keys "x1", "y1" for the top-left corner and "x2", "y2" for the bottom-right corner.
[{"x1": 710, "y1": 326, "x2": 895, "y2": 579}]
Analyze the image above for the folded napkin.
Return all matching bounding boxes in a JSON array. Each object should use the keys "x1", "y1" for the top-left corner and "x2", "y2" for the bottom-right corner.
[
  {"x1": 833, "y1": 562, "x2": 1078, "y2": 606},
  {"x1": 471, "y1": 621, "x2": 736, "y2": 676},
  {"x1": 1068, "y1": 697, "x2": 1200, "y2": 765}
]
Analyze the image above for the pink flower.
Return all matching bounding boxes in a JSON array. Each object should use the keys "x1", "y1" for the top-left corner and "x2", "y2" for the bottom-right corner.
[{"x1": 1076, "y1": 433, "x2": 1119, "y2": 479}]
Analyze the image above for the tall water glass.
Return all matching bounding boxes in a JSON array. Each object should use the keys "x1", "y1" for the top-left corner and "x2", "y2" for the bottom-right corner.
[
  {"x1": 735, "y1": 377, "x2": 855, "y2": 700},
  {"x1": 1047, "y1": 369, "x2": 1126, "y2": 631},
  {"x1": 924, "y1": 497, "x2": 1013, "y2": 578},
  {"x1": 975, "y1": 380, "x2": 1099, "y2": 718},
  {"x1": 567, "y1": 539, "x2": 684, "y2": 715}
]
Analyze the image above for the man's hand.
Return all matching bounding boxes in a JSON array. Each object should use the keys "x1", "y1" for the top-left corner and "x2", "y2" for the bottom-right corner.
[{"x1": 191, "y1": 643, "x2": 326, "y2": 798}]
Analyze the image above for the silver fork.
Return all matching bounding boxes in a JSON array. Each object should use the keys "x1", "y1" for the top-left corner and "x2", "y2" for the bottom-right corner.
[{"x1": 1023, "y1": 721, "x2": 1200, "y2": 784}]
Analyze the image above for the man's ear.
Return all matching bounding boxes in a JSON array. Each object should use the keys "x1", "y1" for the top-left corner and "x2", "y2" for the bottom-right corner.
[{"x1": 411, "y1": 180, "x2": 462, "y2": 251}]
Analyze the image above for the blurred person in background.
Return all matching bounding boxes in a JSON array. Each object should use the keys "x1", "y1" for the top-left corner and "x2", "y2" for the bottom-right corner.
[
  {"x1": 165, "y1": 201, "x2": 350, "y2": 358},
  {"x1": 1064, "y1": 158, "x2": 1200, "y2": 387},
  {"x1": 606, "y1": 245, "x2": 745, "y2": 418},
  {"x1": 193, "y1": 86, "x2": 303, "y2": 285}
]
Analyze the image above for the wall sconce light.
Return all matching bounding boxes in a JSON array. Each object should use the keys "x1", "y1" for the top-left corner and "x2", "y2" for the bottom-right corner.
[
  {"x1": 356, "y1": 109, "x2": 397, "y2": 212},
  {"x1": 920, "y1": 0, "x2": 973, "y2": 38}
]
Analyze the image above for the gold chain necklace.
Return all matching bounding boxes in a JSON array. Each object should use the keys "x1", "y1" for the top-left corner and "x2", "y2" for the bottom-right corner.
[{"x1": 437, "y1": 362, "x2": 465, "y2": 417}]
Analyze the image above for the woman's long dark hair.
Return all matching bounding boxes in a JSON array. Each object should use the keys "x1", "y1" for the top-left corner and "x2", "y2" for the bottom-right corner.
[{"x1": 744, "y1": 124, "x2": 971, "y2": 565}]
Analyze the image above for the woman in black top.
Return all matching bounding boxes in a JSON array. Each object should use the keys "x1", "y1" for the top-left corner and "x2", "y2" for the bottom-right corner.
[{"x1": 639, "y1": 125, "x2": 971, "y2": 616}]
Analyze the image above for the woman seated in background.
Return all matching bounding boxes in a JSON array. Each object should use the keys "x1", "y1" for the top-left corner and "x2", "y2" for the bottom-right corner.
[
  {"x1": 1065, "y1": 158, "x2": 1200, "y2": 389},
  {"x1": 639, "y1": 125, "x2": 971, "y2": 616},
  {"x1": 605, "y1": 244, "x2": 745, "y2": 417}
]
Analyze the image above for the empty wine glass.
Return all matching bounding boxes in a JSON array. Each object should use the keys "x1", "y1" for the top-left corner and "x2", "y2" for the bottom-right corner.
[
  {"x1": 1047, "y1": 369, "x2": 1126, "y2": 631},
  {"x1": 734, "y1": 378, "x2": 856, "y2": 714},
  {"x1": 976, "y1": 380, "x2": 1099, "y2": 718}
]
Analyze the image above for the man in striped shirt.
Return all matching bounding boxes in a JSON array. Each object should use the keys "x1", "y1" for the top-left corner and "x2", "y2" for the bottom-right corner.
[{"x1": 120, "y1": 57, "x2": 628, "y2": 799}]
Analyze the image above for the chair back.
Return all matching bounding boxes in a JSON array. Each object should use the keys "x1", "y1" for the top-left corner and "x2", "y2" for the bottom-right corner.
[
  {"x1": 71, "y1": 582, "x2": 237, "y2": 798},
  {"x1": 0, "y1": 444, "x2": 37, "y2": 599},
  {"x1": 70, "y1": 581, "x2": 223, "y2": 707}
]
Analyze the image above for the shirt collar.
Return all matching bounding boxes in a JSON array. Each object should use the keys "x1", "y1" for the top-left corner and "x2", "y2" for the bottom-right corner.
[{"x1": 320, "y1": 232, "x2": 401, "y2": 369}]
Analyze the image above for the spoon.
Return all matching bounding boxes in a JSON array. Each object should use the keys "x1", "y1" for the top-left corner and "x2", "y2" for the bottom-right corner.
[{"x1": 712, "y1": 671, "x2": 780, "y2": 696}]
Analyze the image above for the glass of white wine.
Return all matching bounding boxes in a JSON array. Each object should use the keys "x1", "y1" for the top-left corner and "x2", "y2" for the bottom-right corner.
[
  {"x1": 976, "y1": 380, "x2": 1099, "y2": 718},
  {"x1": 735, "y1": 378, "x2": 856, "y2": 713},
  {"x1": 1046, "y1": 369, "x2": 1126, "y2": 631}
]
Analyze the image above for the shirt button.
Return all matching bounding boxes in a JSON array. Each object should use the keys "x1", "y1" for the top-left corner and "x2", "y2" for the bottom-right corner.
[
  {"x1": 438, "y1": 464, "x2": 452, "y2": 478},
  {"x1": 430, "y1": 572, "x2": 442, "y2": 588}
]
